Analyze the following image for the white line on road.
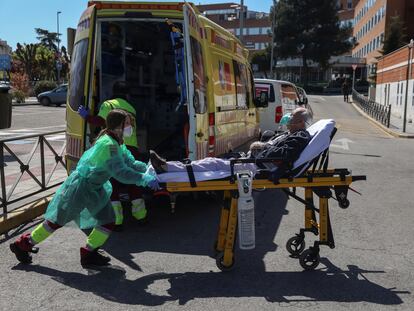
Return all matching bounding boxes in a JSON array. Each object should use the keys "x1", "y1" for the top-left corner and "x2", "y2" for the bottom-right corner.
[{"x1": 330, "y1": 138, "x2": 354, "y2": 150}]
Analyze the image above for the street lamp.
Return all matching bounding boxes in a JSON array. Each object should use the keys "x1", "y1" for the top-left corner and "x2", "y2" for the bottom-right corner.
[
  {"x1": 269, "y1": 0, "x2": 277, "y2": 78},
  {"x1": 230, "y1": 1, "x2": 244, "y2": 44},
  {"x1": 56, "y1": 11, "x2": 62, "y2": 84},
  {"x1": 403, "y1": 38, "x2": 414, "y2": 133}
]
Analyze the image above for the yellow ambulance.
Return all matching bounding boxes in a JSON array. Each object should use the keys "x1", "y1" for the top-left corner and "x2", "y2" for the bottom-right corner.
[{"x1": 65, "y1": 1, "x2": 266, "y2": 171}]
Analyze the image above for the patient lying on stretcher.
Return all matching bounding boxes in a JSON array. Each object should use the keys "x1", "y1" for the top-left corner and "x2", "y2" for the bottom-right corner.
[{"x1": 149, "y1": 108, "x2": 312, "y2": 181}]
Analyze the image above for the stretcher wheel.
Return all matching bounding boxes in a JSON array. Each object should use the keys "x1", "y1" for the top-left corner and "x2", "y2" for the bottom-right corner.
[
  {"x1": 299, "y1": 249, "x2": 320, "y2": 270},
  {"x1": 339, "y1": 199, "x2": 350, "y2": 209},
  {"x1": 286, "y1": 236, "x2": 306, "y2": 257},
  {"x1": 215, "y1": 252, "x2": 235, "y2": 272}
]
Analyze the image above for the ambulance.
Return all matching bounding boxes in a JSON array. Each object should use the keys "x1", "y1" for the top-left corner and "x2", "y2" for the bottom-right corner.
[{"x1": 65, "y1": 1, "x2": 267, "y2": 171}]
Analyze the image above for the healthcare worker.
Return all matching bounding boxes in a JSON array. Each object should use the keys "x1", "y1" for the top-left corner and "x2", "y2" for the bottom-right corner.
[
  {"x1": 78, "y1": 81, "x2": 146, "y2": 231},
  {"x1": 10, "y1": 109, "x2": 157, "y2": 267}
]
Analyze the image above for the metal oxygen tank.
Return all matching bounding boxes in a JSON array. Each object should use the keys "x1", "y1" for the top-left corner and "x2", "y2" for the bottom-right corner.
[{"x1": 237, "y1": 170, "x2": 255, "y2": 250}]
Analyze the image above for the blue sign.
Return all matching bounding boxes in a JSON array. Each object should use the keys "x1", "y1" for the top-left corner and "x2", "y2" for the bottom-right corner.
[{"x1": 0, "y1": 54, "x2": 11, "y2": 71}]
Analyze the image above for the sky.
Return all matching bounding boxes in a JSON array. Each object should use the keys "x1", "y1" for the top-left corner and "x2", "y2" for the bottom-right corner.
[{"x1": 0, "y1": 0, "x2": 273, "y2": 51}]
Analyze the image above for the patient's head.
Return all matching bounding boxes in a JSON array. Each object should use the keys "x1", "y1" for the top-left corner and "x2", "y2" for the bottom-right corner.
[{"x1": 288, "y1": 107, "x2": 311, "y2": 133}]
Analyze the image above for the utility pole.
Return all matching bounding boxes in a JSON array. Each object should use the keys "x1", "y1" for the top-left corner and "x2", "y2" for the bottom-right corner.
[
  {"x1": 269, "y1": 0, "x2": 277, "y2": 78},
  {"x1": 239, "y1": 0, "x2": 244, "y2": 44},
  {"x1": 403, "y1": 39, "x2": 414, "y2": 133}
]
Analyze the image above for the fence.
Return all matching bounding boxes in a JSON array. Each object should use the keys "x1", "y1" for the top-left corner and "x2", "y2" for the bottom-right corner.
[
  {"x1": 0, "y1": 131, "x2": 66, "y2": 216},
  {"x1": 352, "y1": 89, "x2": 391, "y2": 128}
]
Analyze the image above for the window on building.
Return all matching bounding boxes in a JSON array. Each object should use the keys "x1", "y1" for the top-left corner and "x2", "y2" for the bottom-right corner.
[
  {"x1": 248, "y1": 27, "x2": 260, "y2": 35},
  {"x1": 412, "y1": 81, "x2": 414, "y2": 106},
  {"x1": 397, "y1": 83, "x2": 400, "y2": 105},
  {"x1": 347, "y1": 0, "x2": 352, "y2": 9}
]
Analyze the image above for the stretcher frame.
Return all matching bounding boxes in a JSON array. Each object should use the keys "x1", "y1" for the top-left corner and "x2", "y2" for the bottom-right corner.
[{"x1": 158, "y1": 128, "x2": 366, "y2": 271}]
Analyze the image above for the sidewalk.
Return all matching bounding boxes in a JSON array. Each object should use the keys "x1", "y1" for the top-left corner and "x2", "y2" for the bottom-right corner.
[
  {"x1": 351, "y1": 100, "x2": 414, "y2": 138},
  {"x1": 12, "y1": 97, "x2": 40, "y2": 106}
]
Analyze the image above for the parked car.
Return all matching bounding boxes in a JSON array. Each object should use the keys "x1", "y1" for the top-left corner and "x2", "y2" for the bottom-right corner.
[
  {"x1": 37, "y1": 84, "x2": 67, "y2": 106},
  {"x1": 254, "y1": 79, "x2": 312, "y2": 133}
]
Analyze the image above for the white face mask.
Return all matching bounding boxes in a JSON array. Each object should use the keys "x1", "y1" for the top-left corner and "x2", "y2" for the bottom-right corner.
[{"x1": 123, "y1": 126, "x2": 133, "y2": 137}]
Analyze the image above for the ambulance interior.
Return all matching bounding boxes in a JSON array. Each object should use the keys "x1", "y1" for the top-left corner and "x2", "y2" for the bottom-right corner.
[{"x1": 97, "y1": 20, "x2": 188, "y2": 160}]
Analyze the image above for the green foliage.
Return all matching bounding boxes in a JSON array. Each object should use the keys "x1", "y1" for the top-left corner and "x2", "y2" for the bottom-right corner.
[
  {"x1": 35, "y1": 28, "x2": 60, "y2": 52},
  {"x1": 13, "y1": 43, "x2": 38, "y2": 81},
  {"x1": 250, "y1": 46, "x2": 271, "y2": 77},
  {"x1": 381, "y1": 15, "x2": 407, "y2": 55},
  {"x1": 273, "y1": 0, "x2": 353, "y2": 85},
  {"x1": 33, "y1": 80, "x2": 57, "y2": 96},
  {"x1": 12, "y1": 90, "x2": 26, "y2": 103}
]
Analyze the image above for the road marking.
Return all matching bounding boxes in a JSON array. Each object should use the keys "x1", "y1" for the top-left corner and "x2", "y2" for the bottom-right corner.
[{"x1": 331, "y1": 138, "x2": 354, "y2": 150}]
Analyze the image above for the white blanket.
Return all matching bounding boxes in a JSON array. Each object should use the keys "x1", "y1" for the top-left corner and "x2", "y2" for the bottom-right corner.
[{"x1": 149, "y1": 119, "x2": 336, "y2": 183}]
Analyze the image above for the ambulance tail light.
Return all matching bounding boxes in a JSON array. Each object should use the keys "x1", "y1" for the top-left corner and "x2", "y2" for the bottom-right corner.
[
  {"x1": 275, "y1": 106, "x2": 283, "y2": 123},
  {"x1": 208, "y1": 113, "x2": 215, "y2": 156}
]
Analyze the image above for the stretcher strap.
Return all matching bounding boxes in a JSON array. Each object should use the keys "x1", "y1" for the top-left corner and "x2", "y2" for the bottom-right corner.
[{"x1": 185, "y1": 164, "x2": 197, "y2": 187}]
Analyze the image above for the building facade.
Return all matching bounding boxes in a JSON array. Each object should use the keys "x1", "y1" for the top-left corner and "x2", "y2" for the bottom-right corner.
[
  {"x1": 197, "y1": 3, "x2": 271, "y2": 51},
  {"x1": 352, "y1": 0, "x2": 414, "y2": 66},
  {"x1": 376, "y1": 43, "x2": 414, "y2": 123}
]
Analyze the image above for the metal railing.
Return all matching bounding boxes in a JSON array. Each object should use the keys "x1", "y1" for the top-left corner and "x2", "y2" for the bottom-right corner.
[
  {"x1": 0, "y1": 130, "x2": 66, "y2": 216},
  {"x1": 352, "y1": 89, "x2": 391, "y2": 128}
]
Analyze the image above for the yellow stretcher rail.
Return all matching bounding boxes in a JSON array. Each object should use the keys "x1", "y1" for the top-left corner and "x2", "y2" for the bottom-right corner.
[{"x1": 160, "y1": 167, "x2": 366, "y2": 271}]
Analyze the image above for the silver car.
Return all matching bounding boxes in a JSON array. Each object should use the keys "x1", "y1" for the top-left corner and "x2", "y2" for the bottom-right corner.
[{"x1": 37, "y1": 84, "x2": 67, "y2": 107}]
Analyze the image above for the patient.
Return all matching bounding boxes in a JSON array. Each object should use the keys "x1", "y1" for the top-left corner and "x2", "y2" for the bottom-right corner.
[{"x1": 149, "y1": 108, "x2": 312, "y2": 180}]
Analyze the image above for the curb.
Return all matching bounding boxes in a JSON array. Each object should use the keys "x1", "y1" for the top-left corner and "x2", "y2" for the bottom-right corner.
[
  {"x1": 351, "y1": 102, "x2": 414, "y2": 138},
  {"x1": 12, "y1": 102, "x2": 41, "y2": 107},
  {"x1": 0, "y1": 196, "x2": 52, "y2": 235}
]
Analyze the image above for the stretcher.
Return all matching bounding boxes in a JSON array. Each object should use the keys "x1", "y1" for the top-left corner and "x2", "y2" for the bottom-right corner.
[{"x1": 153, "y1": 120, "x2": 366, "y2": 271}]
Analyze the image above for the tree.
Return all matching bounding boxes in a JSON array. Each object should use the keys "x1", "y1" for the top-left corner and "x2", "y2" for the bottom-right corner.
[
  {"x1": 250, "y1": 45, "x2": 271, "y2": 78},
  {"x1": 13, "y1": 43, "x2": 39, "y2": 81},
  {"x1": 381, "y1": 15, "x2": 407, "y2": 55},
  {"x1": 273, "y1": 0, "x2": 353, "y2": 86},
  {"x1": 34, "y1": 45, "x2": 56, "y2": 80},
  {"x1": 35, "y1": 28, "x2": 60, "y2": 52}
]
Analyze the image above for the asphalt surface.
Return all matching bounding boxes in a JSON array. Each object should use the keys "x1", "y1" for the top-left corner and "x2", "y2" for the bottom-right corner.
[{"x1": 1, "y1": 97, "x2": 413, "y2": 310}]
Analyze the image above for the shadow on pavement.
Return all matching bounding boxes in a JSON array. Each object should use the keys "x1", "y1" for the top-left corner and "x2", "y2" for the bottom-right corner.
[
  {"x1": 12, "y1": 258, "x2": 408, "y2": 306},
  {"x1": 104, "y1": 189, "x2": 287, "y2": 272},
  {"x1": 9, "y1": 189, "x2": 409, "y2": 306}
]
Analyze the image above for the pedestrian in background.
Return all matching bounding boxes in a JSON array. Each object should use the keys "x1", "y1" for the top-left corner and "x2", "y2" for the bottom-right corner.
[{"x1": 342, "y1": 80, "x2": 351, "y2": 103}]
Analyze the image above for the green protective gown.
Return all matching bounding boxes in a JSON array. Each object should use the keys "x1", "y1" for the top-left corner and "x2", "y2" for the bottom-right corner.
[{"x1": 44, "y1": 134, "x2": 152, "y2": 229}]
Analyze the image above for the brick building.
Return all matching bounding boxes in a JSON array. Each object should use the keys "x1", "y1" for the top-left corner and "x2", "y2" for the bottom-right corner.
[
  {"x1": 197, "y1": 3, "x2": 271, "y2": 51},
  {"x1": 376, "y1": 42, "x2": 414, "y2": 123},
  {"x1": 352, "y1": 0, "x2": 414, "y2": 67}
]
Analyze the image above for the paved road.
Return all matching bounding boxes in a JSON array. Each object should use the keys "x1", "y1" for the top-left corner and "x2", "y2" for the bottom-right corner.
[
  {"x1": 0, "y1": 105, "x2": 67, "y2": 213},
  {"x1": 1, "y1": 97, "x2": 413, "y2": 310}
]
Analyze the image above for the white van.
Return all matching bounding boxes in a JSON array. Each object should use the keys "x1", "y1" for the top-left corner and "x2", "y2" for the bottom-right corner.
[{"x1": 254, "y1": 79, "x2": 308, "y2": 133}]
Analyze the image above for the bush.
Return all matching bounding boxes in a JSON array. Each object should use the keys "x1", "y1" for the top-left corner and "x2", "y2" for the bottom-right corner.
[
  {"x1": 33, "y1": 80, "x2": 57, "y2": 96},
  {"x1": 12, "y1": 90, "x2": 26, "y2": 103}
]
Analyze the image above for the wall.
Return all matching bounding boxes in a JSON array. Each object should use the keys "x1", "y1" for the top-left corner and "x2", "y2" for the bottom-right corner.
[{"x1": 376, "y1": 44, "x2": 414, "y2": 121}]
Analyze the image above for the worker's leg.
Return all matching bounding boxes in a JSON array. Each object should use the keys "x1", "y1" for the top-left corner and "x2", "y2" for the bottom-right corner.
[
  {"x1": 110, "y1": 178, "x2": 124, "y2": 229},
  {"x1": 80, "y1": 222, "x2": 114, "y2": 267},
  {"x1": 129, "y1": 186, "x2": 147, "y2": 222},
  {"x1": 125, "y1": 145, "x2": 148, "y2": 223},
  {"x1": 10, "y1": 220, "x2": 62, "y2": 264}
]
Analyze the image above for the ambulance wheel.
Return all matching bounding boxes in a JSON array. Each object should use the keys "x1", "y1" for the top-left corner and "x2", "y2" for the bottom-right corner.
[
  {"x1": 339, "y1": 199, "x2": 350, "y2": 209},
  {"x1": 215, "y1": 252, "x2": 235, "y2": 272},
  {"x1": 299, "y1": 249, "x2": 320, "y2": 270},
  {"x1": 286, "y1": 236, "x2": 306, "y2": 257}
]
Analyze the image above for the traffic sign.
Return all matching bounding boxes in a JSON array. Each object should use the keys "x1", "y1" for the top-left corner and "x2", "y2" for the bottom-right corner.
[
  {"x1": 0, "y1": 54, "x2": 11, "y2": 71},
  {"x1": 352, "y1": 64, "x2": 357, "y2": 71}
]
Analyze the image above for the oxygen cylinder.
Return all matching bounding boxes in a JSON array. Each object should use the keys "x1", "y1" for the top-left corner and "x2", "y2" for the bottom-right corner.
[{"x1": 237, "y1": 171, "x2": 255, "y2": 250}]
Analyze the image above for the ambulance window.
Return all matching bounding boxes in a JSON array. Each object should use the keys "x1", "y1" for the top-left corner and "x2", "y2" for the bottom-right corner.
[
  {"x1": 190, "y1": 37, "x2": 207, "y2": 114},
  {"x1": 233, "y1": 60, "x2": 248, "y2": 108},
  {"x1": 68, "y1": 39, "x2": 88, "y2": 111}
]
